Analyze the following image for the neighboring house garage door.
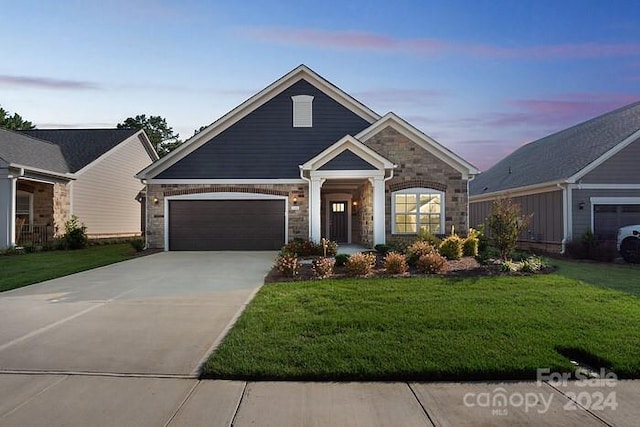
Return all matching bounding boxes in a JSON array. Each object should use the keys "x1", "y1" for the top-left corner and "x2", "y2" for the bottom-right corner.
[
  {"x1": 168, "y1": 199, "x2": 285, "y2": 250},
  {"x1": 593, "y1": 204, "x2": 640, "y2": 241}
]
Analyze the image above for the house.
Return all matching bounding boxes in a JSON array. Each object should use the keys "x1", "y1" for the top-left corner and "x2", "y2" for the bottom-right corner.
[
  {"x1": 469, "y1": 101, "x2": 640, "y2": 253},
  {"x1": 136, "y1": 65, "x2": 478, "y2": 251},
  {"x1": 0, "y1": 128, "x2": 158, "y2": 249}
]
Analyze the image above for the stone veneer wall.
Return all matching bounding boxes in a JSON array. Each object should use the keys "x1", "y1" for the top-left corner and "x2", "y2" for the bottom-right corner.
[
  {"x1": 362, "y1": 126, "x2": 469, "y2": 242},
  {"x1": 355, "y1": 180, "x2": 374, "y2": 246},
  {"x1": 145, "y1": 183, "x2": 309, "y2": 249},
  {"x1": 53, "y1": 182, "x2": 70, "y2": 236}
]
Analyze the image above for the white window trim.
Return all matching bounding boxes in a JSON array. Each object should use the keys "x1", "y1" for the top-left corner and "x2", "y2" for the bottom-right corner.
[
  {"x1": 391, "y1": 187, "x2": 445, "y2": 235},
  {"x1": 16, "y1": 190, "x2": 34, "y2": 228},
  {"x1": 292, "y1": 95, "x2": 314, "y2": 128},
  {"x1": 589, "y1": 197, "x2": 640, "y2": 233}
]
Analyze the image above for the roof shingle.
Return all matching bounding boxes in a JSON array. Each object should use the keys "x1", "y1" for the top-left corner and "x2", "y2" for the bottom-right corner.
[{"x1": 470, "y1": 101, "x2": 640, "y2": 196}]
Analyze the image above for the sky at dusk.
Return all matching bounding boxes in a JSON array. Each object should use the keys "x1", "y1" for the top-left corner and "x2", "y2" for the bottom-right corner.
[{"x1": 2, "y1": 0, "x2": 639, "y2": 170}]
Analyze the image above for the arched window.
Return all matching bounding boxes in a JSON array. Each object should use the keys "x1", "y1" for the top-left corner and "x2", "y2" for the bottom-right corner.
[{"x1": 392, "y1": 187, "x2": 444, "y2": 234}]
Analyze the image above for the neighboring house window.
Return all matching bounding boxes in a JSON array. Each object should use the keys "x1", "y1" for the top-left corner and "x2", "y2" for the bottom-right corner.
[
  {"x1": 392, "y1": 188, "x2": 444, "y2": 234},
  {"x1": 16, "y1": 191, "x2": 33, "y2": 228},
  {"x1": 292, "y1": 95, "x2": 314, "y2": 127}
]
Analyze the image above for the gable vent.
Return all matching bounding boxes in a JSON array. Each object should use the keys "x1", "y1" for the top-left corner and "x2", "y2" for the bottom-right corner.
[{"x1": 292, "y1": 95, "x2": 314, "y2": 127}]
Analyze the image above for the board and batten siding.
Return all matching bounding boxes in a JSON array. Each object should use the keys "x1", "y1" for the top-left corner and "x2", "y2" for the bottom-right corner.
[
  {"x1": 470, "y1": 190, "x2": 564, "y2": 250},
  {"x1": 72, "y1": 134, "x2": 154, "y2": 237},
  {"x1": 581, "y1": 137, "x2": 640, "y2": 183}
]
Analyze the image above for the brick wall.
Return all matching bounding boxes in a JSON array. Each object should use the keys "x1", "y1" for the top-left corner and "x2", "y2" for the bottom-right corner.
[
  {"x1": 146, "y1": 183, "x2": 309, "y2": 249},
  {"x1": 361, "y1": 126, "x2": 469, "y2": 241}
]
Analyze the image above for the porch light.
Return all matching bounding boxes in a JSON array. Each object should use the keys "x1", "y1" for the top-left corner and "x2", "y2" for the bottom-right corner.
[
  {"x1": 293, "y1": 196, "x2": 298, "y2": 205},
  {"x1": 153, "y1": 196, "x2": 159, "y2": 204},
  {"x1": 578, "y1": 201, "x2": 585, "y2": 210},
  {"x1": 352, "y1": 201, "x2": 358, "y2": 207}
]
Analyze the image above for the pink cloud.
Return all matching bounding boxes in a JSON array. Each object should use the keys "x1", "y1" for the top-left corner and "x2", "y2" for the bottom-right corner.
[{"x1": 244, "y1": 27, "x2": 640, "y2": 59}]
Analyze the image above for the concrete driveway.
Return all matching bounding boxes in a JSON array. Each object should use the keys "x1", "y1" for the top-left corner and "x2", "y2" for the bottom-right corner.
[{"x1": 0, "y1": 251, "x2": 275, "y2": 376}]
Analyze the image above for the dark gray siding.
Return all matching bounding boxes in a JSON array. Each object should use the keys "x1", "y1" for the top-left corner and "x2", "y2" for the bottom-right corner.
[
  {"x1": 319, "y1": 150, "x2": 377, "y2": 170},
  {"x1": 582, "y1": 137, "x2": 640, "y2": 183},
  {"x1": 157, "y1": 80, "x2": 372, "y2": 179},
  {"x1": 571, "y1": 188, "x2": 640, "y2": 238},
  {"x1": 470, "y1": 190, "x2": 564, "y2": 244}
]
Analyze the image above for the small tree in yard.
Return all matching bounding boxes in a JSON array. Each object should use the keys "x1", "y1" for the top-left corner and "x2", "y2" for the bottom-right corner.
[{"x1": 487, "y1": 198, "x2": 531, "y2": 260}]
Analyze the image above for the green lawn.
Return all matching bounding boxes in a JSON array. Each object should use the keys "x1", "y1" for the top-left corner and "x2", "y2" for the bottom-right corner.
[
  {"x1": 0, "y1": 244, "x2": 137, "y2": 292},
  {"x1": 551, "y1": 258, "x2": 640, "y2": 297},
  {"x1": 205, "y1": 275, "x2": 640, "y2": 381}
]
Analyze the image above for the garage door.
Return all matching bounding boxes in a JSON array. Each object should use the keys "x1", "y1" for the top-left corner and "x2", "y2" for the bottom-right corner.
[
  {"x1": 593, "y1": 204, "x2": 640, "y2": 240},
  {"x1": 168, "y1": 199, "x2": 285, "y2": 250}
]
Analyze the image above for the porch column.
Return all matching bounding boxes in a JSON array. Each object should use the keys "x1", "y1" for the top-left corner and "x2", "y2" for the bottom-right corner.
[
  {"x1": 0, "y1": 173, "x2": 17, "y2": 249},
  {"x1": 371, "y1": 176, "x2": 386, "y2": 245},
  {"x1": 310, "y1": 177, "x2": 324, "y2": 242}
]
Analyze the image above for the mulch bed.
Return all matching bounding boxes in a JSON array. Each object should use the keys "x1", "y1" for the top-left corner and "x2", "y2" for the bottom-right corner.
[{"x1": 264, "y1": 255, "x2": 554, "y2": 283}]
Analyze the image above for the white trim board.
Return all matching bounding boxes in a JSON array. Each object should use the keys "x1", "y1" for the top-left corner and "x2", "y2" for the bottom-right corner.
[
  {"x1": 589, "y1": 196, "x2": 640, "y2": 234},
  {"x1": 470, "y1": 182, "x2": 563, "y2": 203},
  {"x1": 138, "y1": 65, "x2": 381, "y2": 180},
  {"x1": 356, "y1": 113, "x2": 479, "y2": 177},
  {"x1": 568, "y1": 129, "x2": 640, "y2": 183},
  {"x1": 147, "y1": 179, "x2": 306, "y2": 185}
]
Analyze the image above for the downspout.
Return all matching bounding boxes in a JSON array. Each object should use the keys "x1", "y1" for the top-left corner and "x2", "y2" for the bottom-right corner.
[
  {"x1": 557, "y1": 183, "x2": 568, "y2": 254},
  {"x1": 299, "y1": 166, "x2": 311, "y2": 239},
  {"x1": 139, "y1": 178, "x2": 149, "y2": 250},
  {"x1": 8, "y1": 168, "x2": 24, "y2": 248}
]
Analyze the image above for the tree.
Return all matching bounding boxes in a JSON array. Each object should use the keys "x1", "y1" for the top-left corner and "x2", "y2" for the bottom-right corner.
[
  {"x1": 117, "y1": 114, "x2": 181, "y2": 157},
  {"x1": 487, "y1": 198, "x2": 532, "y2": 260},
  {"x1": 0, "y1": 106, "x2": 35, "y2": 130}
]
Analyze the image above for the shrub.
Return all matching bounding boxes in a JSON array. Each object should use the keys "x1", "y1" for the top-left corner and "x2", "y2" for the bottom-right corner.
[
  {"x1": 274, "y1": 254, "x2": 300, "y2": 277},
  {"x1": 521, "y1": 256, "x2": 546, "y2": 273},
  {"x1": 23, "y1": 243, "x2": 38, "y2": 253},
  {"x1": 416, "y1": 252, "x2": 448, "y2": 274},
  {"x1": 462, "y1": 229, "x2": 479, "y2": 257},
  {"x1": 487, "y1": 198, "x2": 531, "y2": 260},
  {"x1": 312, "y1": 257, "x2": 335, "y2": 279},
  {"x1": 374, "y1": 244, "x2": 391, "y2": 255},
  {"x1": 406, "y1": 241, "x2": 436, "y2": 265},
  {"x1": 500, "y1": 260, "x2": 521, "y2": 272},
  {"x1": 383, "y1": 251, "x2": 408, "y2": 274},
  {"x1": 63, "y1": 215, "x2": 88, "y2": 250},
  {"x1": 1, "y1": 246, "x2": 23, "y2": 256},
  {"x1": 475, "y1": 224, "x2": 489, "y2": 254},
  {"x1": 345, "y1": 252, "x2": 376, "y2": 277},
  {"x1": 129, "y1": 238, "x2": 145, "y2": 252},
  {"x1": 439, "y1": 235, "x2": 463, "y2": 260},
  {"x1": 281, "y1": 238, "x2": 337, "y2": 257},
  {"x1": 387, "y1": 238, "x2": 411, "y2": 254},
  {"x1": 417, "y1": 230, "x2": 442, "y2": 247},
  {"x1": 334, "y1": 253, "x2": 350, "y2": 267}
]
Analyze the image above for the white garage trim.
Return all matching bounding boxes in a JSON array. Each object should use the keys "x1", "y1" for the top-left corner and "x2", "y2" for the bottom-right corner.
[
  {"x1": 589, "y1": 197, "x2": 640, "y2": 233},
  {"x1": 164, "y1": 192, "x2": 288, "y2": 251}
]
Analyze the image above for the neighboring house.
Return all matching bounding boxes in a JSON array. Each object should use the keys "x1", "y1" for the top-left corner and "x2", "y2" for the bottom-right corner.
[
  {"x1": 137, "y1": 65, "x2": 478, "y2": 251},
  {"x1": 0, "y1": 128, "x2": 158, "y2": 249},
  {"x1": 469, "y1": 101, "x2": 640, "y2": 253}
]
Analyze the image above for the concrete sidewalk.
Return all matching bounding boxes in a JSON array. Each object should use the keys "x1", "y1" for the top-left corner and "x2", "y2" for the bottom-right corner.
[{"x1": 0, "y1": 375, "x2": 636, "y2": 426}]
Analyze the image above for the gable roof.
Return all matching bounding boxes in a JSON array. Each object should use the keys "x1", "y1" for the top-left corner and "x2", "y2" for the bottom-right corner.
[
  {"x1": 0, "y1": 128, "x2": 69, "y2": 175},
  {"x1": 356, "y1": 113, "x2": 479, "y2": 177},
  {"x1": 138, "y1": 65, "x2": 381, "y2": 179},
  {"x1": 301, "y1": 135, "x2": 395, "y2": 171},
  {"x1": 19, "y1": 128, "x2": 140, "y2": 173},
  {"x1": 470, "y1": 100, "x2": 640, "y2": 197}
]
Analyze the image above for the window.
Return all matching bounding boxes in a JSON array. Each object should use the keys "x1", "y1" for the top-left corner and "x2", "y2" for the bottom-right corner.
[
  {"x1": 332, "y1": 202, "x2": 345, "y2": 212},
  {"x1": 392, "y1": 188, "x2": 444, "y2": 234},
  {"x1": 16, "y1": 191, "x2": 33, "y2": 227},
  {"x1": 292, "y1": 95, "x2": 314, "y2": 127}
]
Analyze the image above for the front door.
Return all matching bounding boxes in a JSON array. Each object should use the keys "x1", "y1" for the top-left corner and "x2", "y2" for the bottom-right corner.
[{"x1": 330, "y1": 201, "x2": 348, "y2": 242}]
